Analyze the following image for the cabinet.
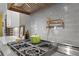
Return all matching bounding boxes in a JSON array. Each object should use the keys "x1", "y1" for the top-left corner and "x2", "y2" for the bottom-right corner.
[{"x1": 7, "y1": 10, "x2": 20, "y2": 27}]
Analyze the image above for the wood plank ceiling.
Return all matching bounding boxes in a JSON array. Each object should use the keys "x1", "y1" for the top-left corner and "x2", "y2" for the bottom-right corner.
[{"x1": 7, "y1": 3, "x2": 50, "y2": 15}]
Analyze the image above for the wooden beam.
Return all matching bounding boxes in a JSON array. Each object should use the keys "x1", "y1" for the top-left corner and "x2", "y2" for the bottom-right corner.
[
  {"x1": 7, "y1": 3, "x2": 50, "y2": 15},
  {"x1": 8, "y1": 6, "x2": 31, "y2": 15},
  {"x1": 7, "y1": 3, "x2": 14, "y2": 9}
]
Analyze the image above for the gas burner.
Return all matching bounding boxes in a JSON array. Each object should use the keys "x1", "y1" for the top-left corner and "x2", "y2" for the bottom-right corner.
[
  {"x1": 26, "y1": 47, "x2": 40, "y2": 55},
  {"x1": 14, "y1": 43, "x2": 30, "y2": 50},
  {"x1": 21, "y1": 47, "x2": 46, "y2": 56}
]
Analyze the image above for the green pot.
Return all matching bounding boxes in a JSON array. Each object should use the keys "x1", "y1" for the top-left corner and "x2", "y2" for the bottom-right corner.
[{"x1": 30, "y1": 35, "x2": 41, "y2": 44}]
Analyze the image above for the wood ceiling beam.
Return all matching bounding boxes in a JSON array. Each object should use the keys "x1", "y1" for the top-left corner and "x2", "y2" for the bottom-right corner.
[
  {"x1": 7, "y1": 3, "x2": 50, "y2": 15},
  {"x1": 8, "y1": 3, "x2": 31, "y2": 15},
  {"x1": 8, "y1": 7, "x2": 31, "y2": 15},
  {"x1": 7, "y1": 3, "x2": 14, "y2": 9}
]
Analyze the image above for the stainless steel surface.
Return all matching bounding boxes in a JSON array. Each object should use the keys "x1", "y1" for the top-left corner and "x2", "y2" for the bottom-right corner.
[
  {"x1": 57, "y1": 43, "x2": 79, "y2": 56},
  {"x1": 7, "y1": 39, "x2": 79, "y2": 56},
  {"x1": 7, "y1": 40, "x2": 57, "y2": 56},
  {"x1": 52, "y1": 52, "x2": 68, "y2": 56}
]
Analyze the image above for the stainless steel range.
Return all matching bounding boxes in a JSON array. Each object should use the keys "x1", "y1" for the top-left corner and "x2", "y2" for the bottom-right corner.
[{"x1": 7, "y1": 40, "x2": 57, "y2": 56}]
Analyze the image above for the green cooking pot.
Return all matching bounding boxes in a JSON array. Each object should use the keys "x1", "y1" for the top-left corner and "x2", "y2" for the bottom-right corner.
[{"x1": 30, "y1": 35, "x2": 41, "y2": 44}]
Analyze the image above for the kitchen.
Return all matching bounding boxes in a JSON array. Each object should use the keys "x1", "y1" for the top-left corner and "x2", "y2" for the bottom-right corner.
[{"x1": 0, "y1": 3, "x2": 79, "y2": 56}]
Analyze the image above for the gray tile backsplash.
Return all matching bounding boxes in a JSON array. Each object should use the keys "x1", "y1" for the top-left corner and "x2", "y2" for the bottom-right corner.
[{"x1": 20, "y1": 4, "x2": 79, "y2": 47}]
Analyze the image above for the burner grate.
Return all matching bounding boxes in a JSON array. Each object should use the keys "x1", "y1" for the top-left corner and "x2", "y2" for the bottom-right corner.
[
  {"x1": 21, "y1": 47, "x2": 46, "y2": 56},
  {"x1": 14, "y1": 43, "x2": 30, "y2": 50},
  {"x1": 7, "y1": 40, "x2": 57, "y2": 56}
]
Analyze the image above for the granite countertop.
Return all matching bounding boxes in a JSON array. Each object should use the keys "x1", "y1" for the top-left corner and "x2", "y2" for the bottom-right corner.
[{"x1": 0, "y1": 36, "x2": 18, "y2": 56}]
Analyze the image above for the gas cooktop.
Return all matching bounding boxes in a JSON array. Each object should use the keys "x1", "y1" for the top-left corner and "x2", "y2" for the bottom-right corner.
[{"x1": 7, "y1": 39, "x2": 57, "y2": 56}]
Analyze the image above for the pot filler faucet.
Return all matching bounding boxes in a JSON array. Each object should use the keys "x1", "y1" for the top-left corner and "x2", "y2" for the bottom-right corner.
[{"x1": 46, "y1": 17, "x2": 64, "y2": 41}]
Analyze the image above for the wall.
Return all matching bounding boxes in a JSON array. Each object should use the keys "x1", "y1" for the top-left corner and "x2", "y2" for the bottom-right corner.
[
  {"x1": 0, "y1": 3, "x2": 7, "y2": 14},
  {"x1": 30, "y1": 4, "x2": 79, "y2": 47},
  {"x1": 20, "y1": 13, "x2": 31, "y2": 33}
]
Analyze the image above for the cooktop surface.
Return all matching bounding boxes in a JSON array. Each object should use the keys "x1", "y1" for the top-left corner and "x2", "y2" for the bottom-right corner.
[{"x1": 7, "y1": 39, "x2": 57, "y2": 56}]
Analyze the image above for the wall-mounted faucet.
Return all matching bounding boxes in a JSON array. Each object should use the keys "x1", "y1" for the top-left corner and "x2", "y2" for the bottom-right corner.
[
  {"x1": 46, "y1": 18, "x2": 64, "y2": 29},
  {"x1": 46, "y1": 17, "x2": 64, "y2": 41}
]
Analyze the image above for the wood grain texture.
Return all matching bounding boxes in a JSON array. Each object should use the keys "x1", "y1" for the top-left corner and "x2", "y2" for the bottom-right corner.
[{"x1": 8, "y1": 3, "x2": 49, "y2": 15}]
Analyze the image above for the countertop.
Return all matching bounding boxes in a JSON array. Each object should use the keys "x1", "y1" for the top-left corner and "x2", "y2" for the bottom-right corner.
[{"x1": 0, "y1": 36, "x2": 18, "y2": 56}]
